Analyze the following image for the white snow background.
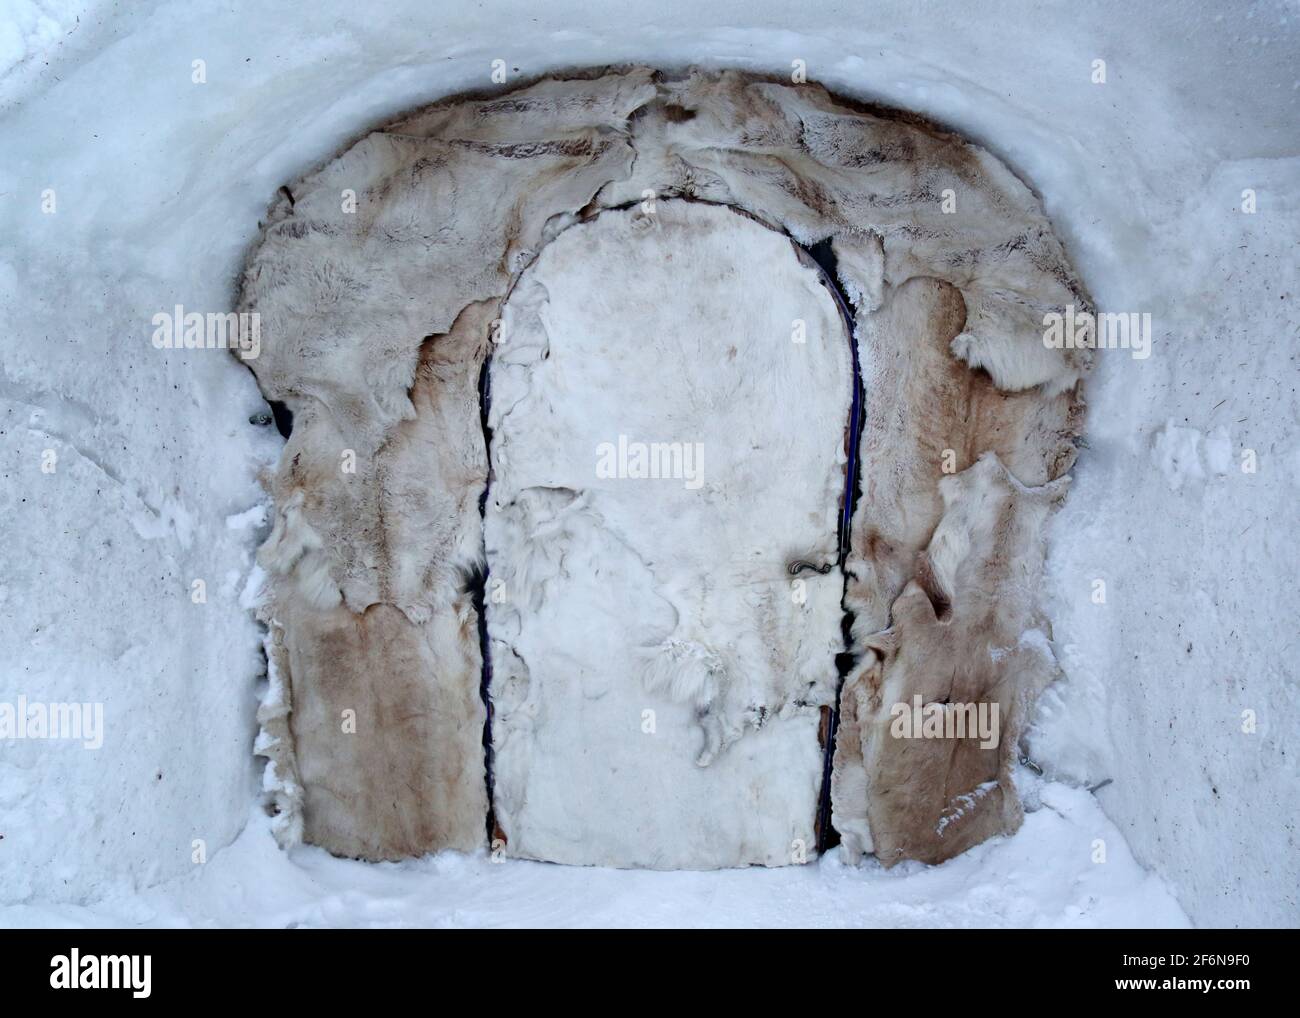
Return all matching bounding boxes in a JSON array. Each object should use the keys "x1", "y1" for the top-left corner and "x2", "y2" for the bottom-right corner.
[{"x1": 0, "y1": 0, "x2": 1295, "y2": 927}]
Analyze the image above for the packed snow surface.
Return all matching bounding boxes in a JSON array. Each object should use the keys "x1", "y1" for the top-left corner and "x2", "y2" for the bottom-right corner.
[{"x1": 0, "y1": 781, "x2": 1188, "y2": 928}]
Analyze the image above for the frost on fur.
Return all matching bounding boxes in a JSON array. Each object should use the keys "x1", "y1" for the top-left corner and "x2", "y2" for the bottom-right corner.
[{"x1": 254, "y1": 620, "x2": 303, "y2": 849}]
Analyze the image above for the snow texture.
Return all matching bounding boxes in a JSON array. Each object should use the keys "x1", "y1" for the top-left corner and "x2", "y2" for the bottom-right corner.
[
  {"x1": 0, "y1": 779, "x2": 1190, "y2": 928},
  {"x1": 1, "y1": 0, "x2": 1294, "y2": 926}
]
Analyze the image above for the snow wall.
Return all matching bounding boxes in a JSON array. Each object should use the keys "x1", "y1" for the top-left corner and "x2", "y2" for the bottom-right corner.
[{"x1": 0, "y1": 0, "x2": 1295, "y2": 926}]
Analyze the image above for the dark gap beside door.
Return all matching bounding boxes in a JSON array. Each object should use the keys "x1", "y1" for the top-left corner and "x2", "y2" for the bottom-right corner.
[{"x1": 802, "y1": 237, "x2": 866, "y2": 854}]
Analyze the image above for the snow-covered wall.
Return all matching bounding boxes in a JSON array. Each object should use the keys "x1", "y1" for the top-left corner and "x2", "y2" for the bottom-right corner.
[{"x1": 2, "y1": 0, "x2": 1294, "y2": 923}]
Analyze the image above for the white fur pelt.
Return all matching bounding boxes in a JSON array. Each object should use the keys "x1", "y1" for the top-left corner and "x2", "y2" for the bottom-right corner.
[{"x1": 484, "y1": 202, "x2": 847, "y2": 867}]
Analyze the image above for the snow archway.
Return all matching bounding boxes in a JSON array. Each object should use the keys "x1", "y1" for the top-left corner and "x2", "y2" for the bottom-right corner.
[{"x1": 241, "y1": 68, "x2": 1087, "y2": 868}]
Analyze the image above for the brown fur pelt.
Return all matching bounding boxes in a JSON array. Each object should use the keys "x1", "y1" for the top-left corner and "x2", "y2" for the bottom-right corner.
[{"x1": 238, "y1": 68, "x2": 1086, "y2": 864}]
